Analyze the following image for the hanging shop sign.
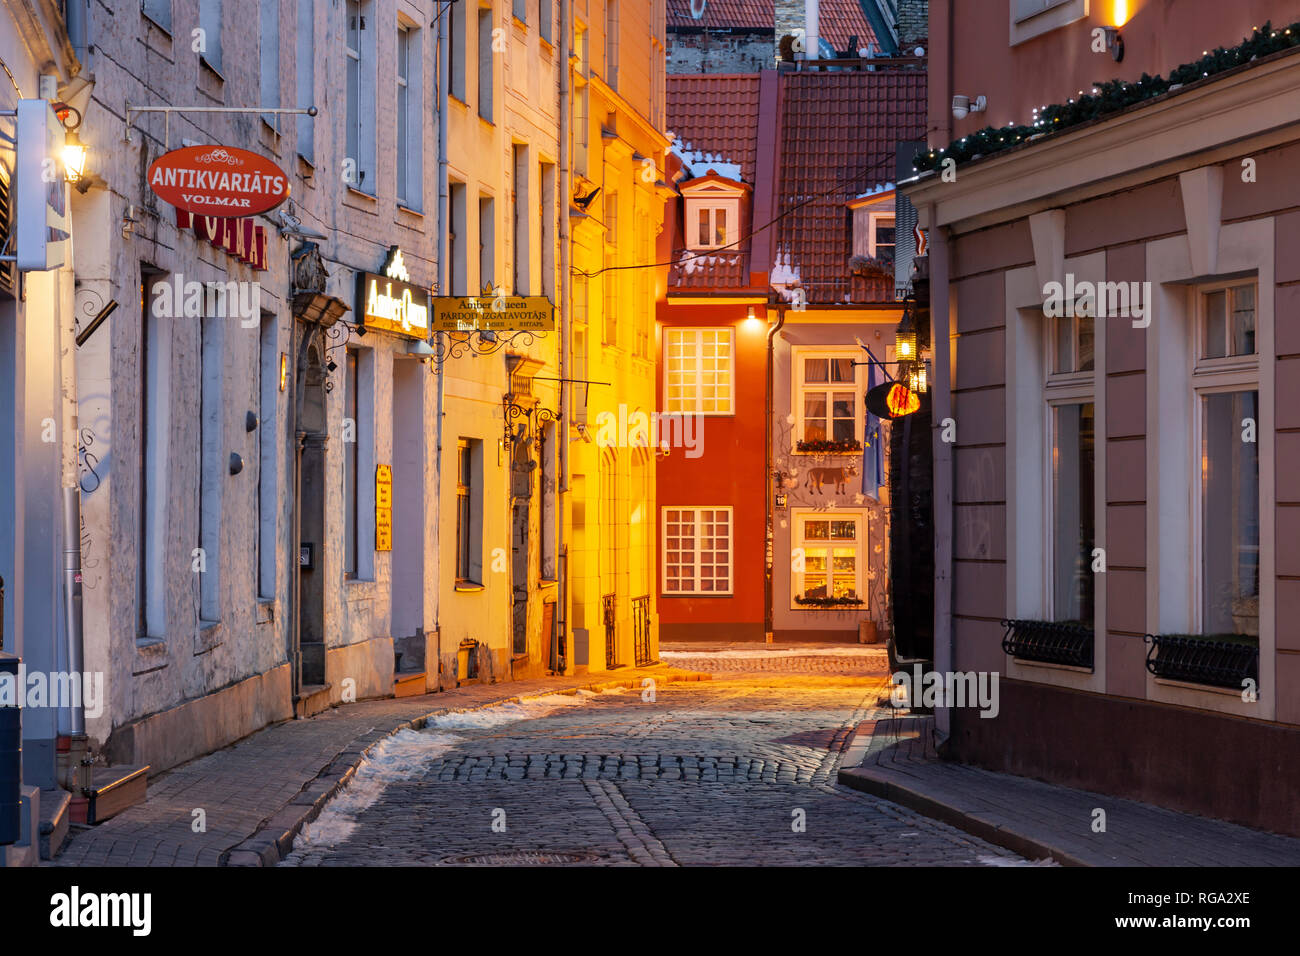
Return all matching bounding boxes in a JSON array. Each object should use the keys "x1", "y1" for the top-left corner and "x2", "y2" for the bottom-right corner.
[
  {"x1": 148, "y1": 145, "x2": 290, "y2": 217},
  {"x1": 432, "y1": 295, "x2": 556, "y2": 332},
  {"x1": 865, "y1": 381, "x2": 920, "y2": 420},
  {"x1": 357, "y1": 247, "x2": 430, "y2": 340},
  {"x1": 175, "y1": 209, "x2": 270, "y2": 271},
  {"x1": 375, "y1": 464, "x2": 393, "y2": 553},
  {"x1": 15, "y1": 100, "x2": 71, "y2": 271}
]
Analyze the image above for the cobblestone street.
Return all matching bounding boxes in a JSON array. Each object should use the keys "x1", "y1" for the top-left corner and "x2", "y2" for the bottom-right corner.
[{"x1": 281, "y1": 648, "x2": 1029, "y2": 866}]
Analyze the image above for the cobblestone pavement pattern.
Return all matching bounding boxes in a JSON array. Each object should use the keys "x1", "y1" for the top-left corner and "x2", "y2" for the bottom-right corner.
[{"x1": 282, "y1": 657, "x2": 1029, "y2": 866}]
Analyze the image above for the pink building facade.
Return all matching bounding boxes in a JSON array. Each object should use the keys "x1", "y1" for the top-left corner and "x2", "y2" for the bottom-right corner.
[{"x1": 911, "y1": 2, "x2": 1300, "y2": 835}]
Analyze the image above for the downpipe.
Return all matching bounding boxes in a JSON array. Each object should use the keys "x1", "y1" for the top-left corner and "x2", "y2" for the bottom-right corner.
[{"x1": 57, "y1": 488, "x2": 91, "y2": 794}]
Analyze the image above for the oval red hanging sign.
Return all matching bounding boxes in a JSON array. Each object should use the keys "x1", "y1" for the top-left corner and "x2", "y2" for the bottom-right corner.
[{"x1": 147, "y1": 145, "x2": 290, "y2": 217}]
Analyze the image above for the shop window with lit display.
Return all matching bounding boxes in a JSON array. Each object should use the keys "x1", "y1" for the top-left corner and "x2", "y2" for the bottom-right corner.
[{"x1": 792, "y1": 511, "x2": 864, "y2": 608}]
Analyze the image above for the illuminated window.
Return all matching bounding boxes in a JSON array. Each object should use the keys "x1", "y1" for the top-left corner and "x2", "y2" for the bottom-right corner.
[
  {"x1": 796, "y1": 354, "x2": 859, "y2": 444},
  {"x1": 664, "y1": 328, "x2": 734, "y2": 415},
  {"x1": 661, "y1": 507, "x2": 732, "y2": 595},
  {"x1": 792, "y1": 512, "x2": 863, "y2": 606}
]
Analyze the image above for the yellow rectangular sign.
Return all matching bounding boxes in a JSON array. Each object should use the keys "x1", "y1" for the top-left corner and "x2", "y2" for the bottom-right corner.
[
  {"x1": 432, "y1": 296, "x2": 555, "y2": 332},
  {"x1": 375, "y1": 464, "x2": 392, "y2": 552}
]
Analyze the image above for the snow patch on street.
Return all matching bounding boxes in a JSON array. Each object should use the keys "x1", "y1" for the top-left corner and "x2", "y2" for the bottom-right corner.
[
  {"x1": 286, "y1": 688, "x2": 627, "y2": 855},
  {"x1": 291, "y1": 728, "x2": 463, "y2": 850},
  {"x1": 428, "y1": 689, "x2": 622, "y2": 729}
]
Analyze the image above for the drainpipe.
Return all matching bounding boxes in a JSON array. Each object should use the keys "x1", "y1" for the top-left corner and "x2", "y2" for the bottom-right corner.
[
  {"x1": 434, "y1": 0, "x2": 450, "y2": 686},
  {"x1": 764, "y1": 304, "x2": 787, "y2": 642},
  {"x1": 556, "y1": 0, "x2": 571, "y2": 675},
  {"x1": 289, "y1": 323, "x2": 303, "y2": 706},
  {"x1": 930, "y1": 211, "x2": 954, "y2": 743},
  {"x1": 930, "y1": 0, "x2": 956, "y2": 745}
]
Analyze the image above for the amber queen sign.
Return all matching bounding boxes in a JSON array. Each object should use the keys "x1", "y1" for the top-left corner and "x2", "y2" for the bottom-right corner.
[{"x1": 356, "y1": 247, "x2": 430, "y2": 340}]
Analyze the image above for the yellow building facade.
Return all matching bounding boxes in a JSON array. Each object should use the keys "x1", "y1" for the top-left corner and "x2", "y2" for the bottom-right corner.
[{"x1": 437, "y1": 0, "x2": 667, "y2": 683}]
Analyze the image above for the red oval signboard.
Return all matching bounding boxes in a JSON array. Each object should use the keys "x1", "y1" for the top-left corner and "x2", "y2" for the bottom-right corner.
[{"x1": 147, "y1": 145, "x2": 290, "y2": 217}]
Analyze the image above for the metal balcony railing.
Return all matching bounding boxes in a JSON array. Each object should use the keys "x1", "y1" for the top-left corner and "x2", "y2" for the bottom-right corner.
[
  {"x1": 1001, "y1": 619, "x2": 1094, "y2": 668},
  {"x1": 1145, "y1": 634, "x2": 1259, "y2": 690}
]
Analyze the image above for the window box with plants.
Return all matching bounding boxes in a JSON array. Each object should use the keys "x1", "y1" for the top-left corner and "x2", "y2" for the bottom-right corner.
[
  {"x1": 849, "y1": 254, "x2": 893, "y2": 279},
  {"x1": 1001, "y1": 619, "x2": 1094, "y2": 668},
  {"x1": 795, "y1": 438, "x2": 862, "y2": 454},
  {"x1": 1144, "y1": 632, "x2": 1259, "y2": 690},
  {"x1": 794, "y1": 594, "x2": 865, "y2": 609}
]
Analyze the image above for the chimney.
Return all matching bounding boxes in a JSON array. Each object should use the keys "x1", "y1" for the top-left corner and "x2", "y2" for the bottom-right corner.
[
  {"x1": 805, "y1": 0, "x2": 819, "y2": 60},
  {"x1": 775, "y1": 0, "x2": 812, "y2": 60},
  {"x1": 897, "y1": 0, "x2": 929, "y2": 49}
]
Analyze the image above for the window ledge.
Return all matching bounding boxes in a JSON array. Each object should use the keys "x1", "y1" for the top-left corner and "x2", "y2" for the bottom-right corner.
[
  {"x1": 346, "y1": 185, "x2": 378, "y2": 202},
  {"x1": 538, "y1": 579, "x2": 559, "y2": 589},
  {"x1": 455, "y1": 582, "x2": 486, "y2": 593},
  {"x1": 396, "y1": 203, "x2": 424, "y2": 218}
]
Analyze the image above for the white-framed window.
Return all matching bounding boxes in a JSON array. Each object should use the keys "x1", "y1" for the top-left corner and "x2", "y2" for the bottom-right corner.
[
  {"x1": 142, "y1": 0, "x2": 172, "y2": 32},
  {"x1": 792, "y1": 510, "x2": 864, "y2": 606},
  {"x1": 513, "y1": 0, "x2": 527, "y2": 23},
  {"x1": 259, "y1": 0, "x2": 280, "y2": 129},
  {"x1": 692, "y1": 205, "x2": 729, "y2": 250},
  {"x1": 661, "y1": 506, "x2": 732, "y2": 595},
  {"x1": 1010, "y1": 0, "x2": 1086, "y2": 45},
  {"x1": 1048, "y1": 399, "x2": 1095, "y2": 624},
  {"x1": 1045, "y1": 314, "x2": 1095, "y2": 626},
  {"x1": 345, "y1": 0, "x2": 376, "y2": 194},
  {"x1": 198, "y1": 0, "x2": 223, "y2": 73},
  {"x1": 664, "y1": 328, "x2": 735, "y2": 415},
  {"x1": 605, "y1": 0, "x2": 619, "y2": 88},
  {"x1": 396, "y1": 20, "x2": 423, "y2": 208},
  {"x1": 795, "y1": 351, "x2": 860, "y2": 446},
  {"x1": 868, "y1": 213, "x2": 896, "y2": 263},
  {"x1": 478, "y1": 6, "x2": 495, "y2": 122},
  {"x1": 1193, "y1": 280, "x2": 1259, "y2": 638}
]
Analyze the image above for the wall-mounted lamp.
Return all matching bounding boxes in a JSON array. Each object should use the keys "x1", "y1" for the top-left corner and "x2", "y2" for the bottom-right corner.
[
  {"x1": 895, "y1": 309, "x2": 917, "y2": 360},
  {"x1": 1101, "y1": 26, "x2": 1124, "y2": 62},
  {"x1": 62, "y1": 130, "x2": 89, "y2": 189},
  {"x1": 951, "y1": 94, "x2": 986, "y2": 120},
  {"x1": 279, "y1": 353, "x2": 288, "y2": 391}
]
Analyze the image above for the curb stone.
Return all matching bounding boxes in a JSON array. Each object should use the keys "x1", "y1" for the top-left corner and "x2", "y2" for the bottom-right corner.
[{"x1": 223, "y1": 671, "x2": 710, "y2": 866}]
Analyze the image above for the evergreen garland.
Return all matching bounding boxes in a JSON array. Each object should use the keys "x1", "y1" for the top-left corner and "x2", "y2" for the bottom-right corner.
[{"x1": 913, "y1": 21, "x2": 1300, "y2": 173}]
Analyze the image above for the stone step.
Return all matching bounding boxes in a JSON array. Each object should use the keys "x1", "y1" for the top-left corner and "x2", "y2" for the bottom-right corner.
[
  {"x1": 39, "y1": 787, "x2": 71, "y2": 859},
  {"x1": 393, "y1": 670, "x2": 427, "y2": 698},
  {"x1": 69, "y1": 765, "x2": 149, "y2": 826}
]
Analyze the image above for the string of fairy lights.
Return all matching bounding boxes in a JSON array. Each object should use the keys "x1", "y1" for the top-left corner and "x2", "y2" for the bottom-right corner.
[{"x1": 913, "y1": 20, "x2": 1300, "y2": 174}]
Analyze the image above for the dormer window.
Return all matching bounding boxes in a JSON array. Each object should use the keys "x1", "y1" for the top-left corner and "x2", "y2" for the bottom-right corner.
[
  {"x1": 680, "y1": 170, "x2": 749, "y2": 253},
  {"x1": 696, "y1": 205, "x2": 729, "y2": 249}
]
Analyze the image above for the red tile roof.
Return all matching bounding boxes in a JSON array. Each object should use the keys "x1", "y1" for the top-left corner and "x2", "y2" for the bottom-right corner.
[
  {"x1": 668, "y1": 250, "x2": 751, "y2": 289},
  {"x1": 666, "y1": 74, "x2": 763, "y2": 184},
  {"x1": 776, "y1": 68, "x2": 926, "y2": 304},
  {"x1": 668, "y1": 0, "x2": 878, "y2": 54},
  {"x1": 816, "y1": 0, "x2": 879, "y2": 55},
  {"x1": 667, "y1": 0, "x2": 774, "y2": 31}
]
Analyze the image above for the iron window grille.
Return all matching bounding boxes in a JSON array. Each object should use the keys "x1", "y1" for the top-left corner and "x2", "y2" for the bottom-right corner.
[
  {"x1": 1001, "y1": 619, "x2": 1094, "y2": 668},
  {"x1": 1144, "y1": 634, "x2": 1259, "y2": 690}
]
